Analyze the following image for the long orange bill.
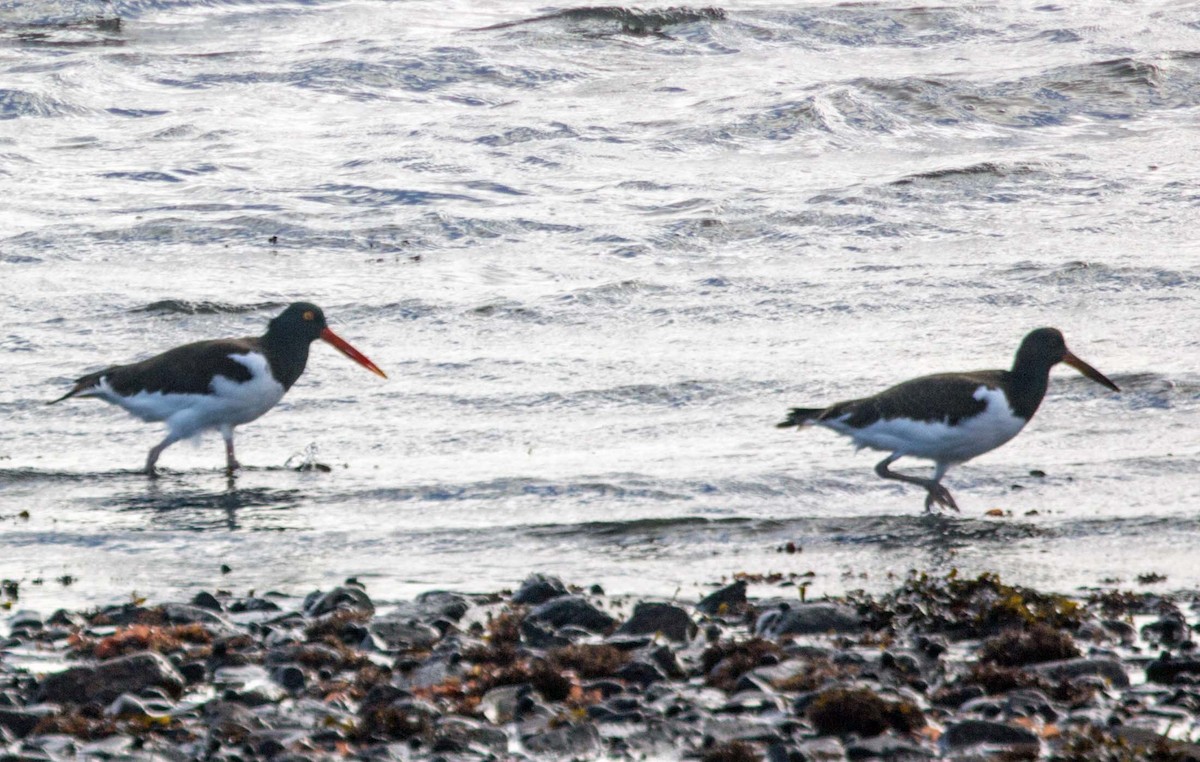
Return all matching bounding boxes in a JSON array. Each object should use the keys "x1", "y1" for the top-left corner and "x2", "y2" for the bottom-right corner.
[
  {"x1": 321, "y1": 327, "x2": 387, "y2": 379},
  {"x1": 1062, "y1": 350, "x2": 1119, "y2": 392}
]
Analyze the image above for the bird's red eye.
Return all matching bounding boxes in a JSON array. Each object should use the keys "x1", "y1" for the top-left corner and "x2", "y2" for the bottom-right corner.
[{"x1": 303, "y1": 311, "x2": 315, "y2": 321}]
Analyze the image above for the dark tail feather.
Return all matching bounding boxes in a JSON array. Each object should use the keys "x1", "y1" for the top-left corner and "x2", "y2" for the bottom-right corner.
[{"x1": 776, "y1": 407, "x2": 825, "y2": 429}]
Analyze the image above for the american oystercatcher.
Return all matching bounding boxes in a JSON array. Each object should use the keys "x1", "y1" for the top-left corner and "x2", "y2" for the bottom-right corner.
[
  {"x1": 776, "y1": 328, "x2": 1119, "y2": 511},
  {"x1": 51, "y1": 302, "x2": 387, "y2": 475}
]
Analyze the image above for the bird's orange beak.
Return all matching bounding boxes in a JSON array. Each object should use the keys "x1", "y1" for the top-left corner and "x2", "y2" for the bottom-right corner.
[
  {"x1": 1062, "y1": 350, "x2": 1118, "y2": 392},
  {"x1": 321, "y1": 327, "x2": 387, "y2": 379}
]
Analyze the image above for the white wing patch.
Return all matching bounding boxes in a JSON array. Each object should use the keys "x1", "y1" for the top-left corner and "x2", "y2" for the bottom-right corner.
[
  {"x1": 92, "y1": 352, "x2": 286, "y2": 440},
  {"x1": 818, "y1": 385, "x2": 1027, "y2": 464}
]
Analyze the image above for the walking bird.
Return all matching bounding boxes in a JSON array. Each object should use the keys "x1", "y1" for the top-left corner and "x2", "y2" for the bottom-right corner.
[
  {"x1": 51, "y1": 302, "x2": 386, "y2": 475},
  {"x1": 777, "y1": 328, "x2": 1119, "y2": 511}
]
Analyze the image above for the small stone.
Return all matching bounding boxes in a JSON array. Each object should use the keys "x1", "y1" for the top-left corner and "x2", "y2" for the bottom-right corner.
[
  {"x1": 696, "y1": 581, "x2": 748, "y2": 616},
  {"x1": 8, "y1": 610, "x2": 43, "y2": 632},
  {"x1": 178, "y1": 662, "x2": 206, "y2": 684},
  {"x1": 846, "y1": 734, "x2": 933, "y2": 760},
  {"x1": 434, "y1": 716, "x2": 507, "y2": 753},
  {"x1": 520, "y1": 618, "x2": 571, "y2": 648},
  {"x1": 370, "y1": 618, "x2": 441, "y2": 650},
  {"x1": 105, "y1": 693, "x2": 150, "y2": 718},
  {"x1": 272, "y1": 665, "x2": 306, "y2": 693},
  {"x1": 528, "y1": 596, "x2": 615, "y2": 634},
  {"x1": 191, "y1": 591, "x2": 222, "y2": 611},
  {"x1": 361, "y1": 684, "x2": 410, "y2": 710},
  {"x1": 413, "y1": 590, "x2": 470, "y2": 621},
  {"x1": 512, "y1": 574, "x2": 568, "y2": 605},
  {"x1": 615, "y1": 660, "x2": 665, "y2": 687},
  {"x1": 522, "y1": 722, "x2": 602, "y2": 757},
  {"x1": 480, "y1": 685, "x2": 524, "y2": 724},
  {"x1": 39, "y1": 651, "x2": 185, "y2": 704},
  {"x1": 616, "y1": 602, "x2": 695, "y2": 642},
  {"x1": 1147, "y1": 656, "x2": 1200, "y2": 685},
  {"x1": 0, "y1": 707, "x2": 46, "y2": 738},
  {"x1": 795, "y1": 738, "x2": 846, "y2": 761},
  {"x1": 303, "y1": 586, "x2": 374, "y2": 617},
  {"x1": 1143, "y1": 614, "x2": 1189, "y2": 646},
  {"x1": 647, "y1": 644, "x2": 686, "y2": 679},
  {"x1": 941, "y1": 719, "x2": 1038, "y2": 750},
  {"x1": 1035, "y1": 657, "x2": 1130, "y2": 688},
  {"x1": 756, "y1": 603, "x2": 864, "y2": 636}
]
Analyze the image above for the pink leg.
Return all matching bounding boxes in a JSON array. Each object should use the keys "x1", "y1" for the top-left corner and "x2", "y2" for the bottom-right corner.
[
  {"x1": 874, "y1": 455, "x2": 959, "y2": 512},
  {"x1": 145, "y1": 434, "x2": 179, "y2": 476},
  {"x1": 222, "y1": 426, "x2": 240, "y2": 474}
]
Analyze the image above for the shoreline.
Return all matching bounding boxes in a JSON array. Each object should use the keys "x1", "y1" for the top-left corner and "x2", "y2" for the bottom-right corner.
[{"x1": 2, "y1": 569, "x2": 1197, "y2": 761}]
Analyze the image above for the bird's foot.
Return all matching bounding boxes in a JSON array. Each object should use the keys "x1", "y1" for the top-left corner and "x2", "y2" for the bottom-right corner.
[{"x1": 924, "y1": 484, "x2": 959, "y2": 512}]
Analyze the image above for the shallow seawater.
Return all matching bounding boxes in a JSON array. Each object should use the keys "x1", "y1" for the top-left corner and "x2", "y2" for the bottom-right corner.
[{"x1": 1, "y1": 0, "x2": 1199, "y2": 613}]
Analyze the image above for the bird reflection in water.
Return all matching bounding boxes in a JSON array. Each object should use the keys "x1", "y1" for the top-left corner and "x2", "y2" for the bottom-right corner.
[{"x1": 114, "y1": 475, "x2": 303, "y2": 532}]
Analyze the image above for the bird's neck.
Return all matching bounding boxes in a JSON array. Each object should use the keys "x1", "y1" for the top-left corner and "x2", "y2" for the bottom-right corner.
[
  {"x1": 1005, "y1": 362, "x2": 1052, "y2": 420},
  {"x1": 260, "y1": 331, "x2": 311, "y2": 391}
]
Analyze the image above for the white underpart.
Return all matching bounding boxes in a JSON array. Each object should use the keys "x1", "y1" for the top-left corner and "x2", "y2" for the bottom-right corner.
[
  {"x1": 90, "y1": 352, "x2": 286, "y2": 442},
  {"x1": 819, "y1": 385, "x2": 1027, "y2": 465}
]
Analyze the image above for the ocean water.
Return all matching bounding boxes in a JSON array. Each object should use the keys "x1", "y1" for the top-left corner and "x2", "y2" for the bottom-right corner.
[{"x1": 1, "y1": 0, "x2": 1199, "y2": 612}]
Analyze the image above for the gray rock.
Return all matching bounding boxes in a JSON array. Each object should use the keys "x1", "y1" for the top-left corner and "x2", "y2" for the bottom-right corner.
[
  {"x1": 404, "y1": 655, "x2": 461, "y2": 690},
  {"x1": 106, "y1": 693, "x2": 153, "y2": 719},
  {"x1": 1035, "y1": 657, "x2": 1130, "y2": 688},
  {"x1": 846, "y1": 733, "x2": 933, "y2": 759},
  {"x1": 1147, "y1": 656, "x2": 1200, "y2": 685},
  {"x1": 8, "y1": 610, "x2": 43, "y2": 633},
  {"x1": 369, "y1": 617, "x2": 441, "y2": 650},
  {"x1": 1102, "y1": 619, "x2": 1137, "y2": 645},
  {"x1": 1110, "y1": 726, "x2": 1200, "y2": 760},
  {"x1": 941, "y1": 719, "x2": 1038, "y2": 750},
  {"x1": 512, "y1": 574, "x2": 568, "y2": 605},
  {"x1": 520, "y1": 618, "x2": 571, "y2": 648},
  {"x1": 159, "y1": 602, "x2": 237, "y2": 632},
  {"x1": 77, "y1": 735, "x2": 133, "y2": 758},
  {"x1": 190, "y1": 591, "x2": 222, "y2": 611},
  {"x1": 39, "y1": 651, "x2": 185, "y2": 704},
  {"x1": 615, "y1": 660, "x2": 665, "y2": 687},
  {"x1": 434, "y1": 716, "x2": 507, "y2": 753},
  {"x1": 756, "y1": 603, "x2": 864, "y2": 636},
  {"x1": 480, "y1": 684, "x2": 525, "y2": 724},
  {"x1": 1142, "y1": 613, "x2": 1189, "y2": 645},
  {"x1": 696, "y1": 581, "x2": 747, "y2": 616},
  {"x1": 522, "y1": 722, "x2": 602, "y2": 757},
  {"x1": 414, "y1": 590, "x2": 470, "y2": 621},
  {"x1": 230, "y1": 683, "x2": 286, "y2": 707},
  {"x1": 0, "y1": 707, "x2": 47, "y2": 738},
  {"x1": 271, "y1": 665, "x2": 306, "y2": 693},
  {"x1": 528, "y1": 596, "x2": 615, "y2": 633},
  {"x1": 304, "y1": 586, "x2": 374, "y2": 617},
  {"x1": 616, "y1": 602, "x2": 695, "y2": 642},
  {"x1": 647, "y1": 644, "x2": 686, "y2": 679}
]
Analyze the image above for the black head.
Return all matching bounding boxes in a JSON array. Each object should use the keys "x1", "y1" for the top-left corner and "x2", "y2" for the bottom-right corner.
[
  {"x1": 1013, "y1": 327, "x2": 1119, "y2": 392},
  {"x1": 1014, "y1": 327, "x2": 1067, "y2": 369},
  {"x1": 267, "y1": 302, "x2": 329, "y2": 344}
]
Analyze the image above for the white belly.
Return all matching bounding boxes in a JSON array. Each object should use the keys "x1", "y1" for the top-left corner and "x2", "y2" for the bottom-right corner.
[
  {"x1": 95, "y1": 353, "x2": 285, "y2": 438},
  {"x1": 821, "y1": 386, "x2": 1027, "y2": 464}
]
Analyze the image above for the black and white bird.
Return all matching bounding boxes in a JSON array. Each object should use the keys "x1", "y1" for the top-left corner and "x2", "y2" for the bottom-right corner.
[
  {"x1": 51, "y1": 302, "x2": 387, "y2": 475},
  {"x1": 777, "y1": 328, "x2": 1119, "y2": 511}
]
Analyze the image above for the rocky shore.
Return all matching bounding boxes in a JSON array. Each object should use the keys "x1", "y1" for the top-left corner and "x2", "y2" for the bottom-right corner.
[{"x1": 1, "y1": 570, "x2": 1199, "y2": 761}]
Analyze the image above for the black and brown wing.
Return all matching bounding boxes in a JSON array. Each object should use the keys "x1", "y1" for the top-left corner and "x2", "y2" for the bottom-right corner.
[{"x1": 51, "y1": 338, "x2": 262, "y2": 403}]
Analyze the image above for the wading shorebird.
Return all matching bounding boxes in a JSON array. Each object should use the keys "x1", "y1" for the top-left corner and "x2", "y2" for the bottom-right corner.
[
  {"x1": 51, "y1": 302, "x2": 387, "y2": 475},
  {"x1": 777, "y1": 328, "x2": 1119, "y2": 511}
]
